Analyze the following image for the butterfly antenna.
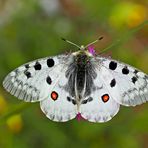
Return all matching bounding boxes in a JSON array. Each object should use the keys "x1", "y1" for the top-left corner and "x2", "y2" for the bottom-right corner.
[
  {"x1": 84, "y1": 36, "x2": 103, "y2": 49},
  {"x1": 61, "y1": 37, "x2": 81, "y2": 49}
]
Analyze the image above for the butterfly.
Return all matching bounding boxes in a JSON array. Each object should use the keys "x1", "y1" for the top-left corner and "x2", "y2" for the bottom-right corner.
[{"x1": 3, "y1": 38, "x2": 148, "y2": 123}]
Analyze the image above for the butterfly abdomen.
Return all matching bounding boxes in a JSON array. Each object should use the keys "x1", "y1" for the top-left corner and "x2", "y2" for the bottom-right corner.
[{"x1": 76, "y1": 54, "x2": 88, "y2": 91}]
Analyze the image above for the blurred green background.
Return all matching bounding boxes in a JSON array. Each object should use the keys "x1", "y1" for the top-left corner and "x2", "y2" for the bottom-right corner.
[{"x1": 0, "y1": 0, "x2": 148, "y2": 148}]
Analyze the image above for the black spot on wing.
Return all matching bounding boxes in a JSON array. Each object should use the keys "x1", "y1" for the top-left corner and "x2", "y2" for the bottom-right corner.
[
  {"x1": 81, "y1": 99, "x2": 87, "y2": 104},
  {"x1": 46, "y1": 76, "x2": 52, "y2": 85},
  {"x1": 110, "y1": 79, "x2": 116, "y2": 87},
  {"x1": 66, "y1": 96, "x2": 76, "y2": 105},
  {"x1": 109, "y1": 61, "x2": 117, "y2": 70},
  {"x1": 67, "y1": 96, "x2": 71, "y2": 102},
  {"x1": 81, "y1": 97, "x2": 93, "y2": 104},
  {"x1": 132, "y1": 76, "x2": 138, "y2": 84},
  {"x1": 47, "y1": 58, "x2": 54, "y2": 67},
  {"x1": 122, "y1": 66, "x2": 129, "y2": 74},
  {"x1": 134, "y1": 69, "x2": 139, "y2": 74},
  {"x1": 25, "y1": 64, "x2": 30, "y2": 69},
  {"x1": 24, "y1": 70, "x2": 31, "y2": 78},
  {"x1": 34, "y1": 61, "x2": 42, "y2": 70},
  {"x1": 88, "y1": 97, "x2": 93, "y2": 102},
  {"x1": 72, "y1": 99, "x2": 77, "y2": 105}
]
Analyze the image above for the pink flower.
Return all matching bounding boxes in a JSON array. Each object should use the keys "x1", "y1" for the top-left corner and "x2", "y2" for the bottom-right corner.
[
  {"x1": 88, "y1": 45, "x2": 96, "y2": 55},
  {"x1": 76, "y1": 113, "x2": 86, "y2": 121}
]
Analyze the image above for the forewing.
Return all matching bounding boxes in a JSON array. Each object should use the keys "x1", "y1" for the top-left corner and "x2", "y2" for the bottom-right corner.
[
  {"x1": 3, "y1": 54, "x2": 72, "y2": 102},
  {"x1": 94, "y1": 56, "x2": 148, "y2": 106}
]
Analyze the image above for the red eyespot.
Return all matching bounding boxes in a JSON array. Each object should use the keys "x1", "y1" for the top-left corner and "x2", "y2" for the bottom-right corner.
[
  {"x1": 101, "y1": 94, "x2": 109, "y2": 103},
  {"x1": 51, "y1": 91, "x2": 58, "y2": 101}
]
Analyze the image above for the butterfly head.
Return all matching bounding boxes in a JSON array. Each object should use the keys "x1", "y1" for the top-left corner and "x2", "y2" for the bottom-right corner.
[
  {"x1": 79, "y1": 45, "x2": 95, "y2": 56},
  {"x1": 61, "y1": 36, "x2": 103, "y2": 55},
  {"x1": 80, "y1": 45, "x2": 85, "y2": 50}
]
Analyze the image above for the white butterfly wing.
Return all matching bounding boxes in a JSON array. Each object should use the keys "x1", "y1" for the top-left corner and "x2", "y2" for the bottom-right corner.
[
  {"x1": 40, "y1": 71, "x2": 78, "y2": 122},
  {"x1": 3, "y1": 54, "x2": 70, "y2": 102},
  {"x1": 3, "y1": 57, "x2": 50, "y2": 101},
  {"x1": 3, "y1": 54, "x2": 78, "y2": 122},
  {"x1": 4, "y1": 50, "x2": 147, "y2": 123},
  {"x1": 95, "y1": 56, "x2": 148, "y2": 106},
  {"x1": 79, "y1": 70, "x2": 120, "y2": 123}
]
